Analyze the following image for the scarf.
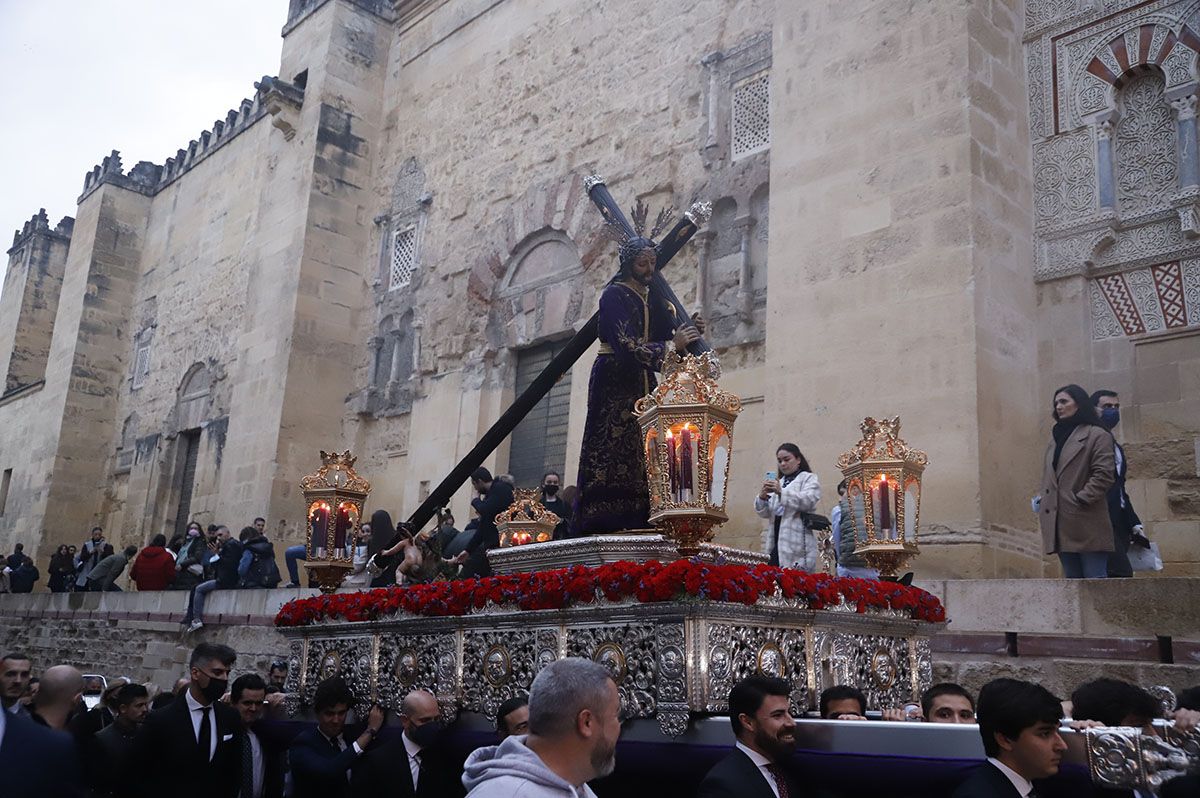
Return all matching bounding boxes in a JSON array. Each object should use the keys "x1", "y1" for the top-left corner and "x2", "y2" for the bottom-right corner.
[{"x1": 1051, "y1": 417, "x2": 1082, "y2": 470}]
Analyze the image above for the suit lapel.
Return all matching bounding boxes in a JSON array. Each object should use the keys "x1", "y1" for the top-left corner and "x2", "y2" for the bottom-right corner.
[{"x1": 734, "y1": 748, "x2": 779, "y2": 798}]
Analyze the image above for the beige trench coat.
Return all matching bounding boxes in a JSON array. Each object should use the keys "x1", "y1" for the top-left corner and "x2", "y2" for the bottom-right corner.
[{"x1": 1038, "y1": 423, "x2": 1116, "y2": 555}]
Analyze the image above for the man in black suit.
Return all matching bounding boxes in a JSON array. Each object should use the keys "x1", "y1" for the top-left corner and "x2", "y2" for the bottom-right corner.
[
  {"x1": 698, "y1": 675, "x2": 807, "y2": 798},
  {"x1": 460, "y1": 467, "x2": 515, "y2": 579},
  {"x1": 230, "y1": 674, "x2": 285, "y2": 798},
  {"x1": 288, "y1": 677, "x2": 385, "y2": 798},
  {"x1": 351, "y1": 688, "x2": 464, "y2": 797},
  {"x1": 123, "y1": 642, "x2": 243, "y2": 798},
  {"x1": 952, "y1": 678, "x2": 1067, "y2": 798},
  {"x1": 0, "y1": 706, "x2": 85, "y2": 797},
  {"x1": 1091, "y1": 390, "x2": 1144, "y2": 578}
]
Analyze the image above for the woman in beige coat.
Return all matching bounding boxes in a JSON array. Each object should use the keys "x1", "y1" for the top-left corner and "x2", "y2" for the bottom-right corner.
[{"x1": 1038, "y1": 383, "x2": 1116, "y2": 578}]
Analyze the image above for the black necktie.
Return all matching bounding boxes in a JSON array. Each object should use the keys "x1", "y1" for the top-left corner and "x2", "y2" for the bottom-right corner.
[
  {"x1": 197, "y1": 706, "x2": 211, "y2": 763},
  {"x1": 241, "y1": 734, "x2": 254, "y2": 798},
  {"x1": 328, "y1": 734, "x2": 341, "y2": 753}
]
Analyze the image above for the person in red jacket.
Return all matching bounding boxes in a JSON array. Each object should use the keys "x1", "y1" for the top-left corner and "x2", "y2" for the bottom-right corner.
[{"x1": 130, "y1": 534, "x2": 177, "y2": 591}]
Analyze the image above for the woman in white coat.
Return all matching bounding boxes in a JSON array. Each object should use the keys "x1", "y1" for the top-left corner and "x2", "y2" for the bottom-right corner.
[{"x1": 755, "y1": 443, "x2": 822, "y2": 571}]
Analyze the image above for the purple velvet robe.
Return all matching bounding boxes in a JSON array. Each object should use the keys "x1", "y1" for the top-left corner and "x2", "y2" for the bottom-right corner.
[{"x1": 570, "y1": 282, "x2": 677, "y2": 535}]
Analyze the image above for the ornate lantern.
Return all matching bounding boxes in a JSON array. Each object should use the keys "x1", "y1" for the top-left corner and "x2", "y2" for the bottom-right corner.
[
  {"x1": 496, "y1": 489, "x2": 560, "y2": 547},
  {"x1": 836, "y1": 417, "x2": 928, "y2": 579},
  {"x1": 635, "y1": 352, "x2": 742, "y2": 555},
  {"x1": 298, "y1": 450, "x2": 371, "y2": 592}
]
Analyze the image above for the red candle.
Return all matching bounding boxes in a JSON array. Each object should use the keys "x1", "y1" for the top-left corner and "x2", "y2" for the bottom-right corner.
[
  {"x1": 878, "y1": 475, "x2": 893, "y2": 536},
  {"x1": 667, "y1": 431, "x2": 678, "y2": 501},
  {"x1": 681, "y1": 426, "x2": 693, "y2": 495}
]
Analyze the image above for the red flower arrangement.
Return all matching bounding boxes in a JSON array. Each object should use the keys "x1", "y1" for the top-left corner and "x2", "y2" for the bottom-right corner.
[{"x1": 275, "y1": 561, "x2": 946, "y2": 627}]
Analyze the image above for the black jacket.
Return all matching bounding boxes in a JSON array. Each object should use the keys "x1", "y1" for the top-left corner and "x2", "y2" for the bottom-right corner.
[
  {"x1": 951, "y1": 762, "x2": 1023, "y2": 798},
  {"x1": 0, "y1": 711, "x2": 85, "y2": 798},
  {"x1": 212, "y1": 539, "x2": 245, "y2": 589},
  {"x1": 288, "y1": 726, "x2": 365, "y2": 798},
  {"x1": 350, "y1": 733, "x2": 464, "y2": 798},
  {"x1": 121, "y1": 693, "x2": 242, "y2": 798},
  {"x1": 698, "y1": 748, "x2": 810, "y2": 798},
  {"x1": 468, "y1": 479, "x2": 515, "y2": 553}
]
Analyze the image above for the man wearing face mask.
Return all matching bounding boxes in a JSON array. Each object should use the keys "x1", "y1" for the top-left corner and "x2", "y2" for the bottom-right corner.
[
  {"x1": 1091, "y1": 390, "x2": 1144, "y2": 578},
  {"x1": 538, "y1": 472, "x2": 571, "y2": 540},
  {"x1": 351, "y1": 689, "x2": 463, "y2": 797},
  {"x1": 126, "y1": 643, "x2": 242, "y2": 798}
]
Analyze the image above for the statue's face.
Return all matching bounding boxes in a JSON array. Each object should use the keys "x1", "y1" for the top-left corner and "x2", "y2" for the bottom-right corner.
[{"x1": 630, "y1": 249, "x2": 655, "y2": 285}]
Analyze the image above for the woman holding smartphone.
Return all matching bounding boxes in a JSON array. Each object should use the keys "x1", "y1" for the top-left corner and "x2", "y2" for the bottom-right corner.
[{"x1": 754, "y1": 443, "x2": 821, "y2": 571}]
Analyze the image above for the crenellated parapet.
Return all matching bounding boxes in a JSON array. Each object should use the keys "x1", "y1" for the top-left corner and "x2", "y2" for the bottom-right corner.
[
  {"x1": 78, "y1": 76, "x2": 306, "y2": 203},
  {"x1": 8, "y1": 208, "x2": 73, "y2": 255}
]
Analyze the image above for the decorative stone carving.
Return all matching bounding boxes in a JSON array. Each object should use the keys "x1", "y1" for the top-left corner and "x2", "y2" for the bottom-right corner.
[
  {"x1": 1025, "y1": 0, "x2": 1079, "y2": 32},
  {"x1": 1127, "y1": 267, "x2": 1168, "y2": 331},
  {"x1": 1163, "y1": 42, "x2": 1198, "y2": 88},
  {"x1": 1116, "y1": 72, "x2": 1179, "y2": 215},
  {"x1": 1090, "y1": 280, "x2": 1125, "y2": 340},
  {"x1": 1183, "y1": 258, "x2": 1200, "y2": 320},
  {"x1": 1034, "y1": 129, "x2": 1097, "y2": 226},
  {"x1": 1028, "y1": 41, "x2": 1050, "y2": 140}
]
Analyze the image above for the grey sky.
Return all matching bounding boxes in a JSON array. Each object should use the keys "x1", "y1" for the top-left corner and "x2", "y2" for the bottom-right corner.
[{"x1": 0, "y1": 1, "x2": 286, "y2": 240}]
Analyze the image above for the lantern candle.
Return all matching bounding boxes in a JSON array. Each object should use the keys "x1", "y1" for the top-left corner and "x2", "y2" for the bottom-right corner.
[
  {"x1": 680, "y1": 425, "x2": 693, "y2": 502},
  {"x1": 690, "y1": 428, "x2": 700, "y2": 502},
  {"x1": 872, "y1": 475, "x2": 893, "y2": 538},
  {"x1": 310, "y1": 503, "x2": 329, "y2": 558},
  {"x1": 334, "y1": 502, "x2": 350, "y2": 552},
  {"x1": 667, "y1": 430, "x2": 678, "y2": 502}
]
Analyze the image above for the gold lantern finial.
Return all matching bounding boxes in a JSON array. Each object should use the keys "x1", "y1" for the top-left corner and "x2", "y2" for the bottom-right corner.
[
  {"x1": 836, "y1": 418, "x2": 928, "y2": 579},
  {"x1": 299, "y1": 450, "x2": 371, "y2": 592},
  {"x1": 635, "y1": 351, "x2": 742, "y2": 555},
  {"x1": 496, "y1": 489, "x2": 560, "y2": 547}
]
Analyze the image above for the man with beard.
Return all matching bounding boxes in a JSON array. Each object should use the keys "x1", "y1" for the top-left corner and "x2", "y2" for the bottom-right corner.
[
  {"x1": 699, "y1": 675, "x2": 819, "y2": 798},
  {"x1": 462, "y1": 658, "x2": 620, "y2": 797}
]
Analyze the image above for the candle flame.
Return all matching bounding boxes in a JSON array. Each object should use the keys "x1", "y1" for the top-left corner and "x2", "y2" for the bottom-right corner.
[
  {"x1": 666, "y1": 429, "x2": 674, "y2": 439},
  {"x1": 878, "y1": 474, "x2": 887, "y2": 484}
]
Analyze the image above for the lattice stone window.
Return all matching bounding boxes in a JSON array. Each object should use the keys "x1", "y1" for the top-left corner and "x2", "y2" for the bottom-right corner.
[
  {"x1": 732, "y1": 69, "x2": 771, "y2": 160},
  {"x1": 132, "y1": 342, "x2": 151, "y2": 389},
  {"x1": 389, "y1": 227, "x2": 418, "y2": 290}
]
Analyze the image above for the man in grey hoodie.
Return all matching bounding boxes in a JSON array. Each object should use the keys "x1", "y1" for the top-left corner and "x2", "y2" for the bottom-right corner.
[{"x1": 462, "y1": 658, "x2": 621, "y2": 798}]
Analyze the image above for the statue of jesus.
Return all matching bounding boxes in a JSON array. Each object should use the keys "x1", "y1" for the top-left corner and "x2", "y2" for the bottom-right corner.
[{"x1": 569, "y1": 235, "x2": 704, "y2": 535}]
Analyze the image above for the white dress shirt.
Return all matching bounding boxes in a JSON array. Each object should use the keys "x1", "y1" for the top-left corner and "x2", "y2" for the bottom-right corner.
[
  {"x1": 987, "y1": 757, "x2": 1034, "y2": 798},
  {"x1": 185, "y1": 690, "x2": 218, "y2": 761},
  {"x1": 736, "y1": 741, "x2": 781, "y2": 798},
  {"x1": 246, "y1": 728, "x2": 265, "y2": 798},
  {"x1": 403, "y1": 730, "x2": 424, "y2": 790}
]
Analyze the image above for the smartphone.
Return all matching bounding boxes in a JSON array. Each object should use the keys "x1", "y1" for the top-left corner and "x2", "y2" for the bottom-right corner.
[{"x1": 765, "y1": 471, "x2": 776, "y2": 481}]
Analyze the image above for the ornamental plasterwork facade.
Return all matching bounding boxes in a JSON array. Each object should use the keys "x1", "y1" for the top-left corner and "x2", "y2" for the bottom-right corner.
[{"x1": 1026, "y1": 0, "x2": 1200, "y2": 337}]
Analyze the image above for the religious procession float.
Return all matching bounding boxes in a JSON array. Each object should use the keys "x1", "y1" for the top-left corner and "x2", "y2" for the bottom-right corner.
[{"x1": 274, "y1": 177, "x2": 1198, "y2": 796}]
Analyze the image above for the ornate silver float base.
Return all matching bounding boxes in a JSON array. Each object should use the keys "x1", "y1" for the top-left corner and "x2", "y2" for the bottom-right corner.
[
  {"x1": 280, "y1": 598, "x2": 936, "y2": 738},
  {"x1": 486, "y1": 534, "x2": 766, "y2": 575},
  {"x1": 487, "y1": 534, "x2": 677, "y2": 574}
]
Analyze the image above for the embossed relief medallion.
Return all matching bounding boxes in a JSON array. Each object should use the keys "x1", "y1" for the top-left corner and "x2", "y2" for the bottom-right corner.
[
  {"x1": 705, "y1": 624, "x2": 807, "y2": 713},
  {"x1": 593, "y1": 642, "x2": 628, "y2": 682},
  {"x1": 484, "y1": 645, "x2": 513, "y2": 686},
  {"x1": 869, "y1": 647, "x2": 898, "y2": 690},
  {"x1": 304, "y1": 637, "x2": 373, "y2": 708},
  {"x1": 376, "y1": 633, "x2": 451, "y2": 711},
  {"x1": 463, "y1": 630, "x2": 538, "y2": 720},
  {"x1": 567, "y1": 624, "x2": 659, "y2": 720}
]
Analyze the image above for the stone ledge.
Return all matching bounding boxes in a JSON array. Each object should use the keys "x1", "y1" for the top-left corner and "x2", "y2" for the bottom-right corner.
[{"x1": 914, "y1": 577, "x2": 1200, "y2": 637}]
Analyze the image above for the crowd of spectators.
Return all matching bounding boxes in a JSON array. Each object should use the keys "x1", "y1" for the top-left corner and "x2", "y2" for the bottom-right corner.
[{"x1": 2, "y1": 645, "x2": 1197, "y2": 798}]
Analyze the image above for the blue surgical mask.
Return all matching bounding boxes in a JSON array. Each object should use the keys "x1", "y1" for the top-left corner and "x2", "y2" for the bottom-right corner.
[{"x1": 1100, "y1": 407, "x2": 1120, "y2": 429}]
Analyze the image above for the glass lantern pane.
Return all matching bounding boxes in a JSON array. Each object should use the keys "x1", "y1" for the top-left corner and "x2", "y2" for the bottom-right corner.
[
  {"x1": 904, "y1": 478, "x2": 919, "y2": 540},
  {"x1": 709, "y1": 428, "x2": 730, "y2": 509},
  {"x1": 309, "y1": 501, "x2": 329, "y2": 557},
  {"x1": 870, "y1": 474, "x2": 898, "y2": 541}
]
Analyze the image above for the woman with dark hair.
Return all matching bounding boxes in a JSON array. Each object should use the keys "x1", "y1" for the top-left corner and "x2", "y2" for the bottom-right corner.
[
  {"x1": 1038, "y1": 384, "x2": 1116, "y2": 578},
  {"x1": 754, "y1": 442, "x2": 821, "y2": 570},
  {"x1": 48, "y1": 544, "x2": 75, "y2": 592}
]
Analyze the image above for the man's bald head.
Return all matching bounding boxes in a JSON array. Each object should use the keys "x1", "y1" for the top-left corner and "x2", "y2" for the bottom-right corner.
[
  {"x1": 36, "y1": 665, "x2": 83, "y2": 709},
  {"x1": 401, "y1": 689, "x2": 438, "y2": 718}
]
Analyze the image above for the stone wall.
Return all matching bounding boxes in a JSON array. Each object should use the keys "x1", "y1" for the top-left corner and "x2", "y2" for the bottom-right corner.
[
  {"x1": 3, "y1": 577, "x2": 1196, "y2": 700},
  {"x1": 0, "y1": 590, "x2": 298, "y2": 690}
]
